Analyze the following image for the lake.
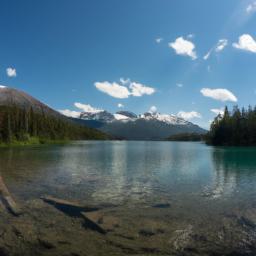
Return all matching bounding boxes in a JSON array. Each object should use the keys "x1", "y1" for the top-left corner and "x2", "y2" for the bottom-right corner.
[{"x1": 0, "y1": 141, "x2": 256, "y2": 255}]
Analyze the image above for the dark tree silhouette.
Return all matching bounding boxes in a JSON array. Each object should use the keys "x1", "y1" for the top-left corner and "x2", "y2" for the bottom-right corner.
[
  {"x1": 0, "y1": 105, "x2": 108, "y2": 144},
  {"x1": 207, "y1": 105, "x2": 256, "y2": 146}
]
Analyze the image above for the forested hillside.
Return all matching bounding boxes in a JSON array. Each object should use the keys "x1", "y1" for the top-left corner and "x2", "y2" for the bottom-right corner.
[
  {"x1": 0, "y1": 105, "x2": 108, "y2": 145},
  {"x1": 207, "y1": 106, "x2": 256, "y2": 146},
  {"x1": 167, "y1": 133, "x2": 204, "y2": 141}
]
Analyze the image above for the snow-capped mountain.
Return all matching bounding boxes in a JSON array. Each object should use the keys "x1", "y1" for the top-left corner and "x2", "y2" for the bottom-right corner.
[
  {"x1": 79, "y1": 109, "x2": 191, "y2": 125},
  {"x1": 72, "y1": 109, "x2": 206, "y2": 140},
  {"x1": 140, "y1": 112, "x2": 189, "y2": 125},
  {"x1": 80, "y1": 110, "x2": 115, "y2": 122}
]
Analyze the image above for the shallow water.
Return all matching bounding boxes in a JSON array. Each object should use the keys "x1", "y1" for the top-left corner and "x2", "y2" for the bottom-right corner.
[
  {"x1": 1, "y1": 141, "x2": 256, "y2": 207},
  {"x1": 1, "y1": 141, "x2": 256, "y2": 255}
]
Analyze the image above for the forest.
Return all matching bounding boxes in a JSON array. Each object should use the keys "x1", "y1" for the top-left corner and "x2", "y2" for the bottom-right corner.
[
  {"x1": 207, "y1": 105, "x2": 256, "y2": 146},
  {"x1": 167, "y1": 133, "x2": 204, "y2": 141},
  {"x1": 0, "y1": 105, "x2": 108, "y2": 145}
]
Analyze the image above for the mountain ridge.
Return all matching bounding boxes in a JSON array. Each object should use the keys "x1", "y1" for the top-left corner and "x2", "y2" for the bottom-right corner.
[
  {"x1": 0, "y1": 86, "x2": 108, "y2": 144},
  {"x1": 0, "y1": 86, "x2": 59, "y2": 116},
  {"x1": 71, "y1": 108, "x2": 206, "y2": 140}
]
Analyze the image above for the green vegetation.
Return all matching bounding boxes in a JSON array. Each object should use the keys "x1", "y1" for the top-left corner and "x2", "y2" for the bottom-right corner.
[
  {"x1": 167, "y1": 133, "x2": 204, "y2": 141},
  {"x1": 0, "y1": 105, "x2": 108, "y2": 146},
  {"x1": 207, "y1": 106, "x2": 256, "y2": 146}
]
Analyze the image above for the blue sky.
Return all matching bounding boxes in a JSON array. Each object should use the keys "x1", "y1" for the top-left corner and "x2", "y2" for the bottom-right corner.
[{"x1": 1, "y1": 0, "x2": 256, "y2": 128}]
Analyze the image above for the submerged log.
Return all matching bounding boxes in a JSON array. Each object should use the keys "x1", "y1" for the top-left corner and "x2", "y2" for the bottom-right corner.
[
  {"x1": 41, "y1": 196, "x2": 100, "y2": 214},
  {"x1": 82, "y1": 211, "x2": 119, "y2": 232},
  {"x1": 41, "y1": 195, "x2": 106, "y2": 234},
  {"x1": 0, "y1": 176, "x2": 21, "y2": 216}
]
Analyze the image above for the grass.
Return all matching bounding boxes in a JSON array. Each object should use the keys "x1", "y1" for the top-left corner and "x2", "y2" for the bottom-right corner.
[{"x1": 0, "y1": 136, "x2": 70, "y2": 147}]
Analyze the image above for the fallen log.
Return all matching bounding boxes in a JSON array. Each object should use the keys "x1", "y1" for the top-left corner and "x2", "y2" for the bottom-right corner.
[
  {"x1": 41, "y1": 195, "x2": 100, "y2": 214},
  {"x1": 82, "y1": 211, "x2": 119, "y2": 232},
  {"x1": 41, "y1": 195, "x2": 106, "y2": 234},
  {"x1": 0, "y1": 176, "x2": 21, "y2": 216}
]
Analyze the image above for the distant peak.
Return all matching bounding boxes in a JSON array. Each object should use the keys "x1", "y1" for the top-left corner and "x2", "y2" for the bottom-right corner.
[{"x1": 116, "y1": 111, "x2": 137, "y2": 119}]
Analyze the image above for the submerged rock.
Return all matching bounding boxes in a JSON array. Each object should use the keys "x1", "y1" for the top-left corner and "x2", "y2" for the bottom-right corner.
[
  {"x1": 139, "y1": 228, "x2": 156, "y2": 237},
  {"x1": 152, "y1": 203, "x2": 171, "y2": 209},
  {"x1": 172, "y1": 224, "x2": 193, "y2": 251}
]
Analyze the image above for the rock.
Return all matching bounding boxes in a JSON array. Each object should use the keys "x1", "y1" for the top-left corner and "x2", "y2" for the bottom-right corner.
[
  {"x1": 101, "y1": 216, "x2": 119, "y2": 231},
  {"x1": 139, "y1": 228, "x2": 155, "y2": 237},
  {"x1": 38, "y1": 238, "x2": 56, "y2": 249},
  {"x1": 139, "y1": 227, "x2": 164, "y2": 237},
  {"x1": 238, "y1": 216, "x2": 256, "y2": 229},
  {"x1": 152, "y1": 203, "x2": 171, "y2": 209},
  {"x1": 172, "y1": 225, "x2": 193, "y2": 251}
]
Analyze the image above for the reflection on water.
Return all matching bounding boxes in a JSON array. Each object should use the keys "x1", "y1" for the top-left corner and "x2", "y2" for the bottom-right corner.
[
  {"x1": 2, "y1": 141, "x2": 256, "y2": 255},
  {"x1": 207, "y1": 147, "x2": 256, "y2": 201},
  {"x1": 0, "y1": 141, "x2": 256, "y2": 210}
]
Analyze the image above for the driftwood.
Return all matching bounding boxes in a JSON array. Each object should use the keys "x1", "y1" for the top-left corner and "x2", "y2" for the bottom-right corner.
[
  {"x1": 82, "y1": 211, "x2": 119, "y2": 232},
  {"x1": 0, "y1": 176, "x2": 21, "y2": 216},
  {"x1": 41, "y1": 195, "x2": 106, "y2": 234}
]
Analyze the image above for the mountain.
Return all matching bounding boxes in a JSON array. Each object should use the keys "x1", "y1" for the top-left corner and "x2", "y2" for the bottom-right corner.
[
  {"x1": 0, "y1": 86, "x2": 58, "y2": 116},
  {"x1": 72, "y1": 108, "x2": 206, "y2": 140},
  {"x1": 0, "y1": 86, "x2": 108, "y2": 144}
]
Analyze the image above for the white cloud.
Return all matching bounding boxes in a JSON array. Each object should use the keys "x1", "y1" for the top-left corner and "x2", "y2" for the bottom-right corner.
[
  {"x1": 117, "y1": 103, "x2": 124, "y2": 108},
  {"x1": 169, "y1": 37, "x2": 197, "y2": 60},
  {"x1": 59, "y1": 102, "x2": 103, "y2": 117},
  {"x1": 203, "y1": 50, "x2": 212, "y2": 60},
  {"x1": 211, "y1": 108, "x2": 224, "y2": 116},
  {"x1": 6, "y1": 67, "x2": 16, "y2": 77},
  {"x1": 95, "y1": 80, "x2": 155, "y2": 98},
  {"x1": 0, "y1": 85, "x2": 7, "y2": 89},
  {"x1": 204, "y1": 39, "x2": 228, "y2": 60},
  {"x1": 95, "y1": 81, "x2": 130, "y2": 99},
  {"x1": 215, "y1": 39, "x2": 228, "y2": 52},
  {"x1": 177, "y1": 111, "x2": 202, "y2": 120},
  {"x1": 120, "y1": 78, "x2": 130, "y2": 85},
  {"x1": 129, "y1": 82, "x2": 155, "y2": 97},
  {"x1": 155, "y1": 37, "x2": 163, "y2": 43},
  {"x1": 233, "y1": 34, "x2": 256, "y2": 53},
  {"x1": 149, "y1": 106, "x2": 157, "y2": 113},
  {"x1": 201, "y1": 88, "x2": 237, "y2": 102},
  {"x1": 74, "y1": 102, "x2": 103, "y2": 113},
  {"x1": 176, "y1": 83, "x2": 183, "y2": 88},
  {"x1": 59, "y1": 109, "x2": 80, "y2": 118},
  {"x1": 246, "y1": 2, "x2": 256, "y2": 13}
]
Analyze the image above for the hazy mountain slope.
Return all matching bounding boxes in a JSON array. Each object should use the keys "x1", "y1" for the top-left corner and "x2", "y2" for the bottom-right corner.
[
  {"x1": 0, "y1": 86, "x2": 59, "y2": 116},
  {"x1": 72, "y1": 109, "x2": 206, "y2": 140},
  {"x1": 100, "y1": 119, "x2": 205, "y2": 140},
  {"x1": 0, "y1": 86, "x2": 108, "y2": 143}
]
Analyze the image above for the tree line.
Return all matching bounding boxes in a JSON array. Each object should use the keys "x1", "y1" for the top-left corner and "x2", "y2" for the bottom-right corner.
[
  {"x1": 207, "y1": 105, "x2": 256, "y2": 146},
  {"x1": 0, "y1": 105, "x2": 108, "y2": 144},
  {"x1": 167, "y1": 133, "x2": 204, "y2": 141}
]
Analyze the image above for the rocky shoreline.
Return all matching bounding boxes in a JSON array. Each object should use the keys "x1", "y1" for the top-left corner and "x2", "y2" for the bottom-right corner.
[{"x1": 0, "y1": 183, "x2": 256, "y2": 256}]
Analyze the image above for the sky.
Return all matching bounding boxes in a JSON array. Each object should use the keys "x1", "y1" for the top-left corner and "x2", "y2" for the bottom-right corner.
[{"x1": 1, "y1": 0, "x2": 256, "y2": 129}]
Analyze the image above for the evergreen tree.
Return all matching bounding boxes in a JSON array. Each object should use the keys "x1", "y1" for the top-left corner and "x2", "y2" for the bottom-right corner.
[
  {"x1": 0, "y1": 105, "x2": 108, "y2": 144},
  {"x1": 207, "y1": 105, "x2": 256, "y2": 146}
]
